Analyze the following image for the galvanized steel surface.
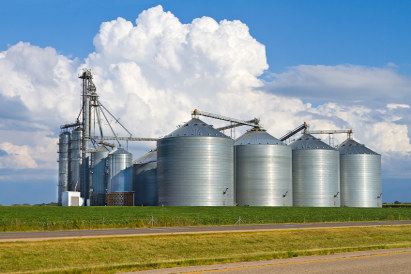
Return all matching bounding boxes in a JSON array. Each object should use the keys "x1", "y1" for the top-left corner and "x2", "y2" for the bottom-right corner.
[
  {"x1": 338, "y1": 139, "x2": 382, "y2": 207},
  {"x1": 338, "y1": 138, "x2": 380, "y2": 155},
  {"x1": 158, "y1": 118, "x2": 234, "y2": 206},
  {"x1": 164, "y1": 118, "x2": 230, "y2": 138},
  {"x1": 133, "y1": 150, "x2": 157, "y2": 206},
  {"x1": 291, "y1": 134, "x2": 340, "y2": 207},
  {"x1": 235, "y1": 129, "x2": 286, "y2": 146},
  {"x1": 58, "y1": 132, "x2": 70, "y2": 206},
  {"x1": 107, "y1": 148, "x2": 133, "y2": 193},
  {"x1": 90, "y1": 147, "x2": 110, "y2": 205},
  {"x1": 68, "y1": 128, "x2": 82, "y2": 192},
  {"x1": 80, "y1": 158, "x2": 90, "y2": 201},
  {"x1": 290, "y1": 134, "x2": 335, "y2": 150},
  {"x1": 235, "y1": 129, "x2": 292, "y2": 206}
]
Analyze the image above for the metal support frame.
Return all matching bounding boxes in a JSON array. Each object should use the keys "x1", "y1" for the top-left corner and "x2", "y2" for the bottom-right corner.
[
  {"x1": 92, "y1": 136, "x2": 157, "y2": 142},
  {"x1": 192, "y1": 109, "x2": 260, "y2": 128},
  {"x1": 280, "y1": 122, "x2": 308, "y2": 142},
  {"x1": 305, "y1": 129, "x2": 353, "y2": 146}
]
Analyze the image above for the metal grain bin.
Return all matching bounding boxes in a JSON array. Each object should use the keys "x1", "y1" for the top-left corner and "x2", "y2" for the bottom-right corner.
[
  {"x1": 58, "y1": 131, "x2": 70, "y2": 206},
  {"x1": 133, "y1": 149, "x2": 158, "y2": 206},
  {"x1": 68, "y1": 127, "x2": 82, "y2": 192},
  {"x1": 89, "y1": 146, "x2": 110, "y2": 206},
  {"x1": 157, "y1": 118, "x2": 234, "y2": 206},
  {"x1": 107, "y1": 147, "x2": 133, "y2": 193},
  {"x1": 235, "y1": 128, "x2": 292, "y2": 206},
  {"x1": 338, "y1": 139, "x2": 382, "y2": 207},
  {"x1": 290, "y1": 134, "x2": 340, "y2": 207}
]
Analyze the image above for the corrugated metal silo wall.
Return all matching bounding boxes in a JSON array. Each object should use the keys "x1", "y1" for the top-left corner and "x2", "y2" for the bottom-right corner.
[
  {"x1": 90, "y1": 149, "x2": 109, "y2": 205},
  {"x1": 107, "y1": 151, "x2": 133, "y2": 193},
  {"x1": 292, "y1": 150, "x2": 340, "y2": 207},
  {"x1": 340, "y1": 154, "x2": 382, "y2": 207},
  {"x1": 133, "y1": 161, "x2": 158, "y2": 206},
  {"x1": 68, "y1": 128, "x2": 82, "y2": 192},
  {"x1": 58, "y1": 132, "x2": 70, "y2": 206},
  {"x1": 235, "y1": 145, "x2": 292, "y2": 206},
  {"x1": 80, "y1": 157, "x2": 90, "y2": 200},
  {"x1": 157, "y1": 137, "x2": 234, "y2": 206}
]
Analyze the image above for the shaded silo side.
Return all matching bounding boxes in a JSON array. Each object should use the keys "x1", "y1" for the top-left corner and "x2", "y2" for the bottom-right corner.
[
  {"x1": 107, "y1": 147, "x2": 134, "y2": 206},
  {"x1": 68, "y1": 127, "x2": 82, "y2": 192},
  {"x1": 290, "y1": 134, "x2": 340, "y2": 207},
  {"x1": 58, "y1": 131, "x2": 71, "y2": 206},
  {"x1": 157, "y1": 118, "x2": 234, "y2": 206},
  {"x1": 80, "y1": 157, "x2": 90, "y2": 202},
  {"x1": 133, "y1": 149, "x2": 157, "y2": 206},
  {"x1": 338, "y1": 139, "x2": 382, "y2": 207},
  {"x1": 235, "y1": 128, "x2": 292, "y2": 206},
  {"x1": 89, "y1": 146, "x2": 110, "y2": 206}
]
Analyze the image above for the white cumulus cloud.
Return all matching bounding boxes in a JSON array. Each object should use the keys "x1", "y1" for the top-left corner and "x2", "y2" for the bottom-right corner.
[{"x1": 0, "y1": 4, "x2": 410, "y2": 184}]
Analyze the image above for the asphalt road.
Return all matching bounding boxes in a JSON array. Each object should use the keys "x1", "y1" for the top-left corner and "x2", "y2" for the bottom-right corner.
[
  {"x1": 129, "y1": 247, "x2": 411, "y2": 274},
  {"x1": 1, "y1": 220, "x2": 410, "y2": 242}
]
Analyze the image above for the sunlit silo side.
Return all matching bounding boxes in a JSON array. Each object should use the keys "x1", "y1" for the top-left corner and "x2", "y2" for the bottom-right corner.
[
  {"x1": 338, "y1": 139, "x2": 382, "y2": 207},
  {"x1": 157, "y1": 118, "x2": 234, "y2": 206},
  {"x1": 89, "y1": 146, "x2": 110, "y2": 206},
  {"x1": 290, "y1": 134, "x2": 340, "y2": 207},
  {"x1": 68, "y1": 127, "x2": 82, "y2": 192},
  {"x1": 235, "y1": 128, "x2": 292, "y2": 206},
  {"x1": 133, "y1": 149, "x2": 157, "y2": 206},
  {"x1": 58, "y1": 131, "x2": 71, "y2": 206},
  {"x1": 107, "y1": 147, "x2": 133, "y2": 206}
]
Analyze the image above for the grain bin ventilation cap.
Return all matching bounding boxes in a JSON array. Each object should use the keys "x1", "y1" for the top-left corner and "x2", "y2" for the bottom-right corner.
[
  {"x1": 163, "y1": 118, "x2": 230, "y2": 139},
  {"x1": 235, "y1": 128, "x2": 286, "y2": 146},
  {"x1": 133, "y1": 149, "x2": 157, "y2": 165},
  {"x1": 337, "y1": 139, "x2": 379, "y2": 155},
  {"x1": 289, "y1": 134, "x2": 336, "y2": 150}
]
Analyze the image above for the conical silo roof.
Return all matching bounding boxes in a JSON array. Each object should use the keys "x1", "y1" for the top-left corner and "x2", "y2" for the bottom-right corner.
[
  {"x1": 109, "y1": 147, "x2": 132, "y2": 155},
  {"x1": 337, "y1": 139, "x2": 379, "y2": 155},
  {"x1": 133, "y1": 149, "x2": 157, "y2": 164},
  {"x1": 289, "y1": 134, "x2": 336, "y2": 150},
  {"x1": 235, "y1": 128, "x2": 286, "y2": 146},
  {"x1": 163, "y1": 118, "x2": 230, "y2": 139}
]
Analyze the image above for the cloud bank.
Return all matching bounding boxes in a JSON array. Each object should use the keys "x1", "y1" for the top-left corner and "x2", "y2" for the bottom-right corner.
[{"x1": 0, "y1": 5, "x2": 410, "y2": 204}]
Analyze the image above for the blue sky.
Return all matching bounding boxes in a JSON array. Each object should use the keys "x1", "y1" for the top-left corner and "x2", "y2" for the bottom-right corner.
[
  {"x1": 0, "y1": 0, "x2": 411, "y2": 204},
  {"x1": 3, "y1": 1, "x2": 411, "y2": 73}
]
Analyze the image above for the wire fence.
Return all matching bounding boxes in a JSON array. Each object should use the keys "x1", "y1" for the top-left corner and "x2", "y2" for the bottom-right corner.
[{"x1": 1, "y1": 214, "x2": 411, "y2": 232}]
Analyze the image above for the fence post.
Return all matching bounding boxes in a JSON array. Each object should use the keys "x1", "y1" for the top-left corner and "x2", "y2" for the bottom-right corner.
[
  {"x1": 150, "y1": 216, "x2": 154, "y2": 227},
  {"x1": 103, "y1": 217, "x2": 105, "y2": 229}
]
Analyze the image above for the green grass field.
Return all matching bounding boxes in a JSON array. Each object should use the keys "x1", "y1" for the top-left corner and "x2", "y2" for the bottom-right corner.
[
  {"x1": 1, "y1": 226, "x2": 410, "y2": 273},
  {"x1": 1, "y1": 206, "x2": 411, "y2": 232}
]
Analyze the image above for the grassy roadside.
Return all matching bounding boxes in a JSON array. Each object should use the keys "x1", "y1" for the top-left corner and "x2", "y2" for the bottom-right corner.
[
  {"x1": 2, "y1": 206, "x2": 411, "y2": 232},
  {"x1": 1, "y1": 226, "x2": 410, "y2": 273}
]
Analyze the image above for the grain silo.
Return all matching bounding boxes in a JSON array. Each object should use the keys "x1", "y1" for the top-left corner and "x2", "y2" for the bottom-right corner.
[
  {"x1": 157, "y1": 118, "x2": 234, "y2": 206},
  {"x1": 133, "y1": 149, "x2": 158, "y2": 206},
  {"x1": 106, "y1": 147, "x2": 134, "y2": 206},
  {"x1": 290, "y1": 134, "x2": 340, "y2": 207},
  {"x1": 89, "y1": 146, "x2": 110, "y2": 206},
  {"x1": 235, "y1": 128, "x2": 292, "y2": 206},
  {"x1": 68, "y1": 127, "x2": 82, "y2": 192},
  {"x1": 58, "y1": 131, "x2": 71, "y2": 206},
  {"x1": 338, "y1": 138, "x2": 382, "y2": 207}
]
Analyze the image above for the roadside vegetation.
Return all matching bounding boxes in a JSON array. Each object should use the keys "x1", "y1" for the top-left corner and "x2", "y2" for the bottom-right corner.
[
  {"x1": 0, "y1": 226, "x2": 410, "y2": 273},
  {"x1": 1, "y1": 206, "x2": 411, "y2": 232}
]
